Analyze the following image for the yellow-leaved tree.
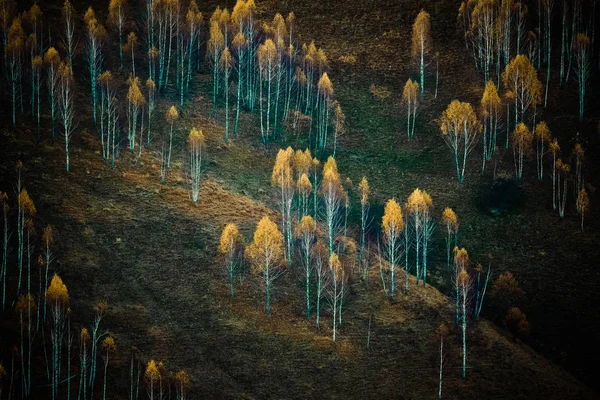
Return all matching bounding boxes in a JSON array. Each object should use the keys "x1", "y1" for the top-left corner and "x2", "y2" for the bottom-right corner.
[
  {"x1": 402, "y1": 79, "x2": 419, "y2": 139},
  {"x1": 358, "y1": 177, "x2": 370, "y2": 274},
  {"x1": 320, "y1": 157, "x2": 345, "y2": 255},
  {"x1": 164, "y1": 105, "x2": 179, "y2": 176},
  {"x1": 329, "y1": 252, "x2": 347, "y2": 342},
  {"x1": 272, "y1": 147, "x2": 295, "y2": 265},
  {"x1": 502, "y1": 55, "x2": 542, "y2": 130},
  {"x1": 294, "y1": 215, "x2": 316, "y2": 319},
  {"x1": 382, "y1": 199, "x2": 404, "y2": 297},
  {"x1": 246, "y1": 216, "x2": 284, "y2": 316},
  {"x1": 576, "y1": 189, "x2": 590, "y2": 232},
  {"x1": 407, "y1": 188, "x2": 434, "y2": 286},
  {"x1": 219, "y1": 224, "x2": 244, "y2": 299},
  {"x1": 481, "y1": 80, "x2": 502, "y2": 170},
  {"x1": 46, "y1": 274, "x2": 69, "y2": 399},
  {"x1": 188, "y1": 128, "x2": 205, "y2": 203},
  {"x1": 534, "y1": 121, "x2": 551, "y2": 181},
  {"x1": 442, "y1": 208, "x2": 458, "y2": 271},
  {"x1": 511, "y1": 122, "x2": 533, "y2": 180},
  {"x1": 440, "y1": 100, "x2": 481, "y2": 183},
  {"x1": 145, "y1": 360, "x2": 161, "y2": 400},
  {"x1": 549, "y1": 138, "x2": 560, "y2": 210},
  {"x1": 411, "y1": 10, "x2": 431, "y2": 99}
]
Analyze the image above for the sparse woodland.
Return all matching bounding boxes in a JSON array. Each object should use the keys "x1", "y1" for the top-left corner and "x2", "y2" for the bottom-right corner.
[{"x1": 0, "y1": 0, "x2": 598, "y2": 398}]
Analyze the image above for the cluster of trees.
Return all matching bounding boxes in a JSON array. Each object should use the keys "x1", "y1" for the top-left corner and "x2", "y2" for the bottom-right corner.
[
  {"x1": 0, "y1": 164, "x2": 190, "y2": 400},
  {"x1": 458, "y1": 0, "x2": 595, "y2": 118}
]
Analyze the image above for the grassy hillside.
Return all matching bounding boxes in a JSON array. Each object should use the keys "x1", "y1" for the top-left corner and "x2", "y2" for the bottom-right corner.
[{"x1": 1, "y1": 0, "x2": 599, "y2": 398}]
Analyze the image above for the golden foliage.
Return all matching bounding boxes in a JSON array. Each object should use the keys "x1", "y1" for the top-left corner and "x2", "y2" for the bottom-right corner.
[
  {"x1": 454, "y1": 247, "x2": 469, "y2": 269},
  {"x1": 369, "y1": 84, "x2": 391, "y2": 100},
  {"x1": 19, "y1": 189, "x2": 36, "y2": 215},
  {"x1": 16, "y1": 295, "x2": 36, "y2": 313},
  {"x1": 555, "y1": 158, "x2": 570, "y2": 173},
  {"x1": 188, "y1": 127, "x2": 205, "y2": 150},
  {"x1": 146, "y1": 78, "x2": 156, "y2": 91},
  {"x1": 297, "y1": 173, "x2": 312, "y2": 195},
  {"x1": 358, "y1": 177, "x2": 369, "y2": 205},
  {"x1": 512, "y1": 123, "x2": 533, "y2": 154},
  {"x1": 330, "y1": 252, "x2": 343, "y2": 282},
  {"x1": 338, "y1": 55, "x2": 357, "y2": 64},
  {"x1": 491, "y1": 271, "x2": 524, "y2": 300},
  {"x1": 501, "y1": 55, "x2": 542, "y2": 108},
  {"x1": 258, "y1": 39, "x2": 277, "y2": 67},
  {"x1": 166, "y1": 105, "x2": 179, "y2": 123},
  {"x1": 295, "y1": 215, "x2": 316, "y2": 239},
  {"x1": 218, "y1": 224, "x2": 242, "y2": 254},
  {"x1": 6, "y1": 17, "x2": 24, "y2": 54},
  {"x1": 32, "y1": 55, "x2": 43, "y2": 68},
  {"x1": 232, "y1": 32, "x2": 247, "y2": 49},
  {"x1": 175, "y1": 370, "x2": 190, "y2": 387},
  {"x1": 573, "y1": 143, "x2": 585, "y2": 161},
  {"x1": 108, "y1": 0, "x2": 126, "y2": 26},
  {"x1": 294, "y1": 149, "x2": 312, "y2": 177},
  {"x1": 46, "y1": 274, "x2": 69, "y2": 305},
  {"x1": 576, "y1": 189, "x2": 590, "y2": 214},
  {"x1": 98, "y1": 70, "x2": 113, "y2": 84},
  {"x1": 440, "y1": 100, "x2": 481, "y2": 138},
  {"x1": 457, "y1": 269, "x2": 470, "y2": 287},
  {"x1": 407, "y1": 188, "x2": 432, "y2": 215},
  {"x1": 28, "y1": 3, "x2": 42, "y2": 24},
  {"x1": 535, "y1": 121, "x2": 551, "y2": 143},
  {"x1": 411, "y1": 9, "x2": 432, "y2": 57},
  {"x1": 84, "y1": 7, "x2": 96, "y2": 28},
  {"x1": 208, "y1": 21, "x2": 225, "y2": 53},
  {"x1": 101, "y1": 336, "x2": 116, "y2": 353},
  {"x1": 231, "y1": 0, "x2": 249, "y2": 25},
  {"x1": 402, "y1": 79, "x2": 419, "y2": 104},
  {"x1": 245, "y1": 216, "x2": 284, "y2": 272},
  {"x1": 573, "y1": 33, "x2": 590, "y2": 51},
  {"x1": 219, "y1": 47, "x2": 233, "y2": 70},
  {"x1": 318, "y1": 73, "x2": 333, "y2": 98},
  {"x1": 504, "y1": 307, "x2": 530, "y2": 337},
  {"x1": 549, "y1": 138, "x2": 560, "y2": 154},
  {"x1": 93, "y1": 300, "x2": 108, "y2": 316},
  {"x1": 42, "y1": 225, "x2": 54, "y2": 246},
  {"x1": 145, "y1": 360, "x2": 161, "y2": 381},
  {"x1": 382, "y1": 199, "x2": 404, "y2": 239},
  {"x1": 80, "y1": 327, "x2": 90, "y2": 341},
  {"x1": 481, "y1": 80, "x2": 501, "y2": 115},
  {"x1": 124, "y1": 32, "x2": 137, "y2": 52},
  {"x1": 442, "y1": 207, "x2": 459, "y2": 232},
  {"x1": 127, "y1": 77, "x2": 145, "y2": 106},
  {"x1": 271, "y1": 147, "x2": 295, "y2": 189}
]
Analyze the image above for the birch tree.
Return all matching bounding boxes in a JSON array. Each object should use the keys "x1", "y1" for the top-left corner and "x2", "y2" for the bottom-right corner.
[
  {"x1": 219, "y1": 224, "x2": 244, "y2": 299},
  {"x1": 246, "y1": 216, "x2": 284, "y2": 316},
  {"x1": 402, "y1": 79, "x2": 419, "y2": 139},
  {"x1": 271, "y1": 148, "x2": 295, "y2": 266},
  {"x1": 208, "y1": 20, "x2": 224, "y2": 118},
  {"x1": 411, "y1": 10, "x2": 431, "y2": 99},
  {"x1": 165, "y1": 105, "x2": 179, "y2": 171},
  {"x1": 440, "y1": 100, "x2": 481, "y2": 183},
  {"x1": 62, "y1": 0, "x2": 75, "y2": 65},
  {"x1": 295, "y1": 215, "x2": 316, "y2": 318},
  {"x1": 329, "y1": 252, "x2": 346, "y2": 342},
  {"x1": 57, "y1": 60, "x2": 76, "y2": 172},
  {"x1": 573, "y1": 33, "x2": 591, "y2": 121},
  {"x1": 481, "y1": 80, "x2": 502, "y2": 171},
  {"x1": 556, "y1": 158, "x2": 569, "y2": 218},
  {"x1": 442, "y1": 208, "x2": 458, "y2": 271},
  {"x1": 44, "y1": 48, "x2": 60, "y2": 143},
  {"x1": 502, "y1": 55, "x2": 542, "y2": 129},
  {"x1": 188, "y1": 128, "x2": 205, "y2": 203},
  {"x1": 549, "y1": 138, "x2": 560, "y2": 209},
  {"x1": 6, "y1": 17, "x2": 24, "y2": 127},
  {"x1": 358, "y1": 177, "x2": 370, "y2": 271},
  {"x1": 576, "y1": 189, "x2": 590, "y2": 232},
  {"x1": 511, "y1": 122, "x2": 533, "y2": 180},
  {"x1": 100, "y1": 336, "x2": 116, "y2": 400},
  {"x1": 534, "y1": 121, "x2": 551, "y2": 180},
  {"x1": 572, "y1": 143, "x2": 584, "y2": 197},
  {"x1": 220, "y1": 47, "x2": 233, "y2": 141},
  {"x1": 127, "y1": 77, "x2": 145, "y2": 154},
  {"x1": 312, "y1": 240, "x2": 329, "y2": 328},
  {"x1": 321, "y1": 157, "x2": 345, "y2": 255},
  {"x1": 108, "y1": 0, "x2": 127, "y2": 69},
  {"x1": 382, "y1": 199, "x2": 404, "y2": 297},
  {"x1": 46, "y1": 274, "x2": 69, "y2": 400}
]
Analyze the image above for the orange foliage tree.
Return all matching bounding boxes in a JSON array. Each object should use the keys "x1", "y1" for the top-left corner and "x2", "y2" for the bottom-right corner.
[
  {"x1": 442, "y1": 208, "x2": 458, "y2": 271},
  {"x1": 534, "y1": 121, "x2": 551, "y2": 181},
  {"x1": 411, "y1": 10, "x2": 431, "y2": 99},
  {"x1": 511, "y1": 122, "x2": 533, "y2": 180},
  {"x1": 271, "y1": 147, "x2": 295, "y2": 265},
  {"x1": 440, "y1": 100, "x2": 481, "y2": 183},
  {"x1": 219, "y1": 224, "x2": 244, "y2": 299},
  {"x1": 382, "y1": 199, "x2": 404, "y2": 297},
  {"x1": 246, "y1": 216, "x2": 284, "y2": 316},
  {"x1": 402, "y1": 79, "x2": 419, "y2": 139},
  {"x1": 188, "y1": 128, "x2": 205, "y2": 203},
  {"x1": 576, "y1": 189, "x2": 590, "y2": 232},
  {"x1": 295, "y1": 215, "x2": 316, "y2": 318}
]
